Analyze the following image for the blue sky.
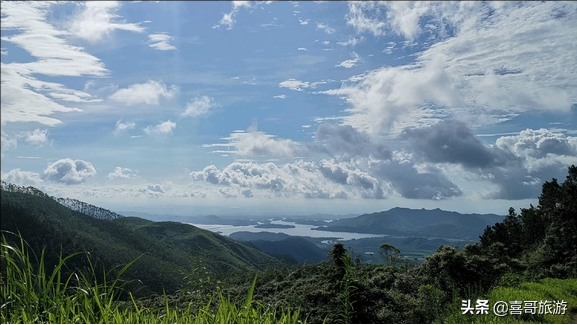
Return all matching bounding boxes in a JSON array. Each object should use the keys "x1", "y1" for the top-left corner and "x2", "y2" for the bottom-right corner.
[{"x1": 1, "y1": 1, "x2": 576, "y2": 217}]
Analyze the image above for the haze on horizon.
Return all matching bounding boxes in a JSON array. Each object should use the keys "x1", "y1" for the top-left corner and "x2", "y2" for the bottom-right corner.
[{"x1": 1, "y1": 1, "x2": 576, "y2": 218}]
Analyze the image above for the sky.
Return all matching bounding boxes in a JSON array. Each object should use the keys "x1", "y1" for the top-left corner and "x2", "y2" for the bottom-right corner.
[{"x1": 1, "y1": 1, "x2": 576, "y2": 217}]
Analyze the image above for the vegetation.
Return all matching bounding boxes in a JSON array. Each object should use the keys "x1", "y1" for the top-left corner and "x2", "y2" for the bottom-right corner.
[
  {"x1": 0, "y1": 232, "x2": 302, "y2": 324},
  {"x1": 1, "y1": 165, "x2": 575, "y2": 323},
  {"x1": 0, "y1": 186, "x2": 282, "y2": 297}
]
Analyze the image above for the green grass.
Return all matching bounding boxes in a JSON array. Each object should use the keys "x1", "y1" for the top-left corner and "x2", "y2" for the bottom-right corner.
[
  {"x1": 0, "y1": 232, "x2": 303, "y2": 324},
  {"x1": 443, "y1": 278, "x2": 577, "y2": 324}
]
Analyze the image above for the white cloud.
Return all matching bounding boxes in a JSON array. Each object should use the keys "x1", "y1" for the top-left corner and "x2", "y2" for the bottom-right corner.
[
  {"x1": 213, "y1": 1, "x2": 251, "y2": 30},
  {"x1": 337, "y1": 37, "x2": 364, "y2": 47},
  {"x1": 316, "y1": 22, "x2": 335, "y2": 34},
  {"x1": 43, "y1": 158, "x2": 97, "y2": 185},
  {"x1": 145, "y1": 184, "x2": 164, "y2": 193},
  {"x1": 144, "y1": 120, "x2": 176, "y2": 136},
  {"x1": 24, "y1": 129, "x2": 49, "y2": 146},
  {"x1": 335, "y1": 52, "x2": 360, "y2": 68},
  {"x1": 107, "y1": 167, "x2": 138, "y2": 180},
  {"x1": 190, "y1": 159, "x2": 386, "y2": 199},
  {"x1": 109, "y1": 80, "x2": 178, "y2": 105},
  {"x1": 203, "y1": 121, "x2": 306, "y2": 159},
  {"x1": 68, "y1": 1, "x2": 145, "y2": 43},
  {"x1": 273, "y1": 95, "x2": 287, "y2": 99},
  {"x1": 1, "y1": 131, "x2": 17, "y2": 158},
  {"x1": 496, "y1": 129, "x2": 577, "y2": 162},
  {"x1": 1, "y1": 2, "x2": 107, "y2": 126},
  {"x1": 323, "y1": 56, "x2": 453, "y2": 137},
  {"x1": 114, "y1": 119, "x2": 136, "y2": 134},
  {"x1": 1, "y1": 169, "x2": 44, "y2": 186},
  {"x1": 325, "y1": 2, "x2": 577, "y2": 138},
  {"x1": 183, "y1": 96, "x2": 215, "y2": 117},
  {"x1": 299, "y1": 19, "x2": 310, "y2": 25},
  {"x1": 297, "y1": 47, "x2": 309, "y2": 51},
  {"x1": 279, "y1": 78, "x2": 309, "y2": 91},
  {"x1": 189, "y1": 152, "x2": 465, "y2": 201},
  {"x1": 345, "y1": 2, "x2": 387, "y2": 37},
  {"x1": 148, "y1": 33, "x2": 176, "y2": 51}
]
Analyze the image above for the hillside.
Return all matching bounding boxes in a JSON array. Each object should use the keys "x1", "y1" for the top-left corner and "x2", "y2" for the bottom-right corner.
[
  {"x1": 230, "y1": 231, "x2": 328, "y2": 264},
  {"x1": 0, "y1": 185, "x2": 281, "y2": 296},
  {"x1": 313, "y1": 207, "x2": 504, "y2": 240}
]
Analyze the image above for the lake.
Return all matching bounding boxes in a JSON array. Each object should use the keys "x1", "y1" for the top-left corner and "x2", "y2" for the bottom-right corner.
[{"x1": 185, "y1": 220, "x2": 387, "y2": 240}]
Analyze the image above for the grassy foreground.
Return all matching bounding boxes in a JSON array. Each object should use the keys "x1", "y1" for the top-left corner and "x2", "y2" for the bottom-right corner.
[
  {"x1": 443, "y1": 277, "x2": 577, "y2": 324},
  {"x1": 0, "y1": 232, "x2": 303, "y2": 324}
]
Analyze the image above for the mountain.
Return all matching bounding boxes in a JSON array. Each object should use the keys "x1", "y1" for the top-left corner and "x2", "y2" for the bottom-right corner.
[
  {"x1": 0, "y1": 183, "x2": 281, "y2": 296},
  {"x1": 313, "y1": 207, "x2": 505, "y2": 240}
]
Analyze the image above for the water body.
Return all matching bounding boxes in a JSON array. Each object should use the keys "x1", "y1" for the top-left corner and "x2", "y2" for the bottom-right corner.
[{"x1": 186, "y1": 220, "x2": 387, "y2": 241}]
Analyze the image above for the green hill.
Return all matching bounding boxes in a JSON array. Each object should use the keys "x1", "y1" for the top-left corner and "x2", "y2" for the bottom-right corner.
[{"x1": 0, "y1": 185, "x2": 281, "y2": 296}]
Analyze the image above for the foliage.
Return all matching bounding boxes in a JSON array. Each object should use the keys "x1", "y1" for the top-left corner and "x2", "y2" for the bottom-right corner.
[
  {"x1": 0, "y1": 189, "x2": 281, "y2": 297},
  {"x1": 379, "y1": 243, "x2": 401, "y2": 266},
  {"x1": 0, "y1": 232, "x2": 303, "y2": 324}
]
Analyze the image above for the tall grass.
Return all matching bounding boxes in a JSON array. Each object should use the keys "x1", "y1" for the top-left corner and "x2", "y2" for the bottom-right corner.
[{"x1": 0, "y1": 231, "x2": 303, "y2": 324}]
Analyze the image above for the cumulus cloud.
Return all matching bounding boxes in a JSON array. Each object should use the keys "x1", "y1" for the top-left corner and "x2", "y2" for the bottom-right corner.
[
  {"x1": 68, "y1": 1, "x2": 144, "y2": 43},
  {"x1": 203, "y1": 122, "x2": 307, "y2": 159},
  {"x1": 183, "y1": 96, "x2": 215, "y2": 117},
  {"x1": 273, "y1": 95, "x2": 287, "y2": 99},
  {"x1": 324, "y1": 55, "x2": 455, "y2": 137},
  {"x1": 24, "y1": 129, "x2": 49, "y2": 146},
  {"x1": 189, "y1": 152, "x2": 466, "y2": 201},
  {"x1": 109, "y1": 80, "x2": 178, "y2": 105},
  {"x1": 43, "y1": 158, "x2": 97, "y2": 185},
  {"x1": 496, "y1": 129, "x2": 577, "y2": 160},
  {"x1": 148, "y1": 33, "x2": 176, "y2": 51},
  {"x1": 107, "y1": 167, "x2": 138, "y2": 180},
  {"x1": 114, "y1": 119, "x2": 136, "y2": 134},
  {"x1": 451, "y1": 128, "x2": 577, "y2": 200},
  {"x1": 213, "y1": 1, "x2": 251, "y2": 30},
  {"x1": 1, "y1": 169, "x2": 44, "y2": 186},
  {"x1": 1, "y1": 131, "x2": 17, "y2": 157},
  {"x1": 143, "y1": 120, "x2": 176, "y2": 136},
  {"x1": 190, "y1": 159, "x2": 386, "y2": 199},
  {"x1": 145, "y1": 184, "x2": 164, "y2": 193}
]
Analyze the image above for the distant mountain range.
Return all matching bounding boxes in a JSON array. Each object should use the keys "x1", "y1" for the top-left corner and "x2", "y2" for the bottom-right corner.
[
  {"x1": 312, "y1": 207, "x2": 505, "y2": 240},
  {"x1": 0, "y1": 181, "x2": 508, "y2": 287}
]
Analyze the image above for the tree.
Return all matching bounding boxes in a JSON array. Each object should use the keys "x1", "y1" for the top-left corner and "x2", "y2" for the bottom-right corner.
[
  {"x1": 534, "y1": 165, "x2": 577, "y2": 277},
  {"x1": 330, "y1": 243, "x2": 348, "y2": 278},
  {"x1": 379, "y1": 243, "x2": 401, "y2": 266}
]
